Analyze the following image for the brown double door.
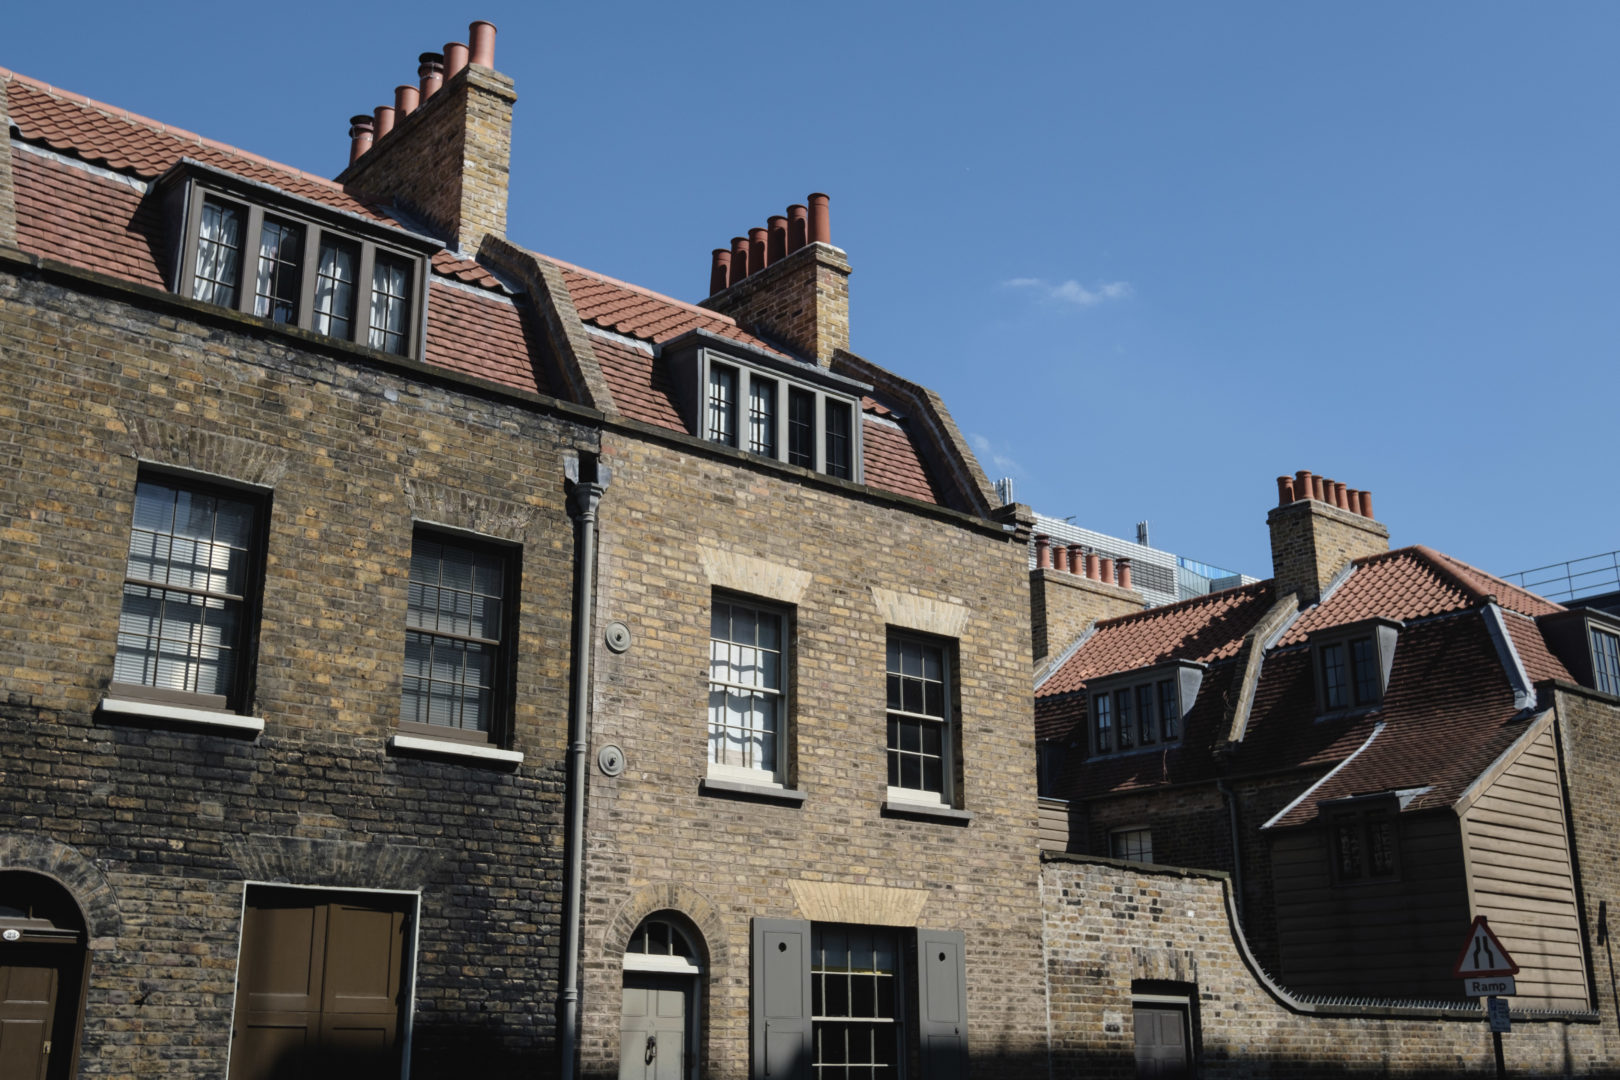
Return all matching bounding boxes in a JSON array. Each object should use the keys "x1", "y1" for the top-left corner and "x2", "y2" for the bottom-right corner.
[{"x1": 230, "y1": 888, "x2": 412, "y2": 1080}]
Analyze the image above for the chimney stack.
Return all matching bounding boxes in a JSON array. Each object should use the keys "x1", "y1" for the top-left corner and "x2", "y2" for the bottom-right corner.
[
  {"x1": 702, "y1": 192, "x2": 851, "y2": 367},
  {"x1": 338, "y1": 19, "x2": 515, "y2": 257},
  {"x1": 1269, "y1": 468, "x2": 1389, "y2": 604}
]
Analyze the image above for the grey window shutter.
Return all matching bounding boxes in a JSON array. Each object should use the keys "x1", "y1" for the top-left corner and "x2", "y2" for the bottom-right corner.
[
  {"x1": 916, "y1": 927, "x2": 968, "y2": 1080},
  {"x1": 752, "y1": 917, "x2": 812, "y2": 1080}
]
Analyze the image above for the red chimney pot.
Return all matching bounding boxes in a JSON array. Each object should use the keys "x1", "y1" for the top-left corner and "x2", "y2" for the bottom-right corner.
[
  {"x1": 348, "y1": 115, "x2": 375, "y2": 164},
  {"x1": 395, "y1": 84, "x2": 419, "y2": 118},
  {"x1": 444, "y1": 42, "x2": 469, "y2": 80},
  {"x1": 786, "y1": 204, "x2": 809, "y2": 252},
  {"x1": 768, "y1": 216, "x2": 788, "y2": 264},
  {"x1": 1034, "y1": 534, "x2": 1052, "y2": 570},
  {"x1": 1119, "y1": 559, "x2": 1133, "y2": 591},
  {"x1": 418, "y1": 53, "x2": 445, "y2": 100},
  {"x1": 749, "y1": 227, "x2": 769, "y2": 272},
  {"x1": 710, "y1": 250, "x2": 732, "y2": 296},
  {"x1": 1360, "y1": 490, "x2": 1375, "y2": 519},
  {"x1": 730, "y1": 236, "x2": 751, "y2": 278},
  {"x1": 1277, "y1": 476, "x2": 1294, "y2": 505},
  {"x1": 808, "y1": 193, "x2": 831, "y2": 245},
  {"x1": 1100, "y1": 557, "x2": 1115, "y2": 585},
  {"x1": 373, "y1": 105, "x2": 395, "y2": 140},
  {"x1": 1086, "y1": 552, "x2": 1100, "y2": 580},
  {"x1": 1294, "y1": 470, "x2": 1313, "y2": 504},
  {"x1": 469, "y1": 20, "x2": 497, "y2": 68}
]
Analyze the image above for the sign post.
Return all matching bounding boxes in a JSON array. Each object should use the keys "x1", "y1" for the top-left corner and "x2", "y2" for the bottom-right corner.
[{"x1": 1452, "y1": 916, "x2": 1519, "y2": 1080}]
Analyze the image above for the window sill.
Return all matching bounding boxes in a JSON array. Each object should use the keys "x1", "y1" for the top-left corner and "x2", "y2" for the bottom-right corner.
[
  {"x1": 388, "y1": 734, "x2": 524, "y2": 766},
  {"x1": 881, "y1": 799, "x2": 973, "y2": 825},
  {"x1": 699, "y1": 777, "x2": 807, "y2": 806},
  {"x1": 98, "y1": 696, "x2": 264, "y2": 735}
]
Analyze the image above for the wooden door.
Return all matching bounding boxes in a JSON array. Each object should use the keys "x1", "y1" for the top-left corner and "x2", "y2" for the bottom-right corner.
[
  {"x1": 230, "y1": 890, "x2": 409, "y2": 1080},
  {"x1": 1133, "y1": 1003, "x2": 1190, "y2": 1079},
  {"x1": 0, "y1": 958, "x2": 60, "y2": 1080},
  {"x1": 620, "y1": 974, "x2": 690, "y2": 1080}
]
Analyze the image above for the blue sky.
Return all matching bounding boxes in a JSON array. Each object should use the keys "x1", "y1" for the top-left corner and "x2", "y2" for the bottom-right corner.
[{"x1": 10, "y1": 3, "x2": 1618, "y2": 591}]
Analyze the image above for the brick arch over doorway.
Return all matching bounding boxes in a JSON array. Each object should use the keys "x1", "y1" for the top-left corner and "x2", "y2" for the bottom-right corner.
[
  {"x1": 0, "y1": 834, "x2": 121, "y2": 945},
  {"x1": 604, "y1": 883, "x2": 727, "y2": 970}
]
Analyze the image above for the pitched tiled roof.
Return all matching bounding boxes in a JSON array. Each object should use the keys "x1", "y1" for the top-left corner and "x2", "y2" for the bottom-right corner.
[
  {"x1": 1264, "y1": 613, "x2": 1533, "y2": 826},
  {"x1": 425, "y1": 284, "x2": 547, "y2": 396},
  {"x1": 4, "y1": 67, "x2": 953, "y2": 509},
  {"x1": 1278, "y1": 546, "x2": 1561, "y2": 647},
  {"x1": 556, "y1": 262, "x2": 775, "y2": 352},
  {"x1": 861, "y1": 415, "x2": 938, "y2": 504},
  {"x1": 1041, "y1": 540, "x2": 1573, "y2": 827},
  {"x1": 5, "y1": 73, "x2": 374, "y2": 215},
  {"x1": 1038, "y1": 581, "x2": 1274, "y2": 697},
  {"x1": 590, "y1": 335, "x2": 686, "y2": 431},
  {"x1": 11, "y1": 148, "x2": 166, "y2": 287}
]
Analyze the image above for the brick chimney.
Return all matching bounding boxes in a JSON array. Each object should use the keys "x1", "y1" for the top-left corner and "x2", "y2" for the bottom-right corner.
[
  {"x1": 1267, "y1": 469, "x2": 1389, "y2": 605},
  {"x1": 700, "y1": 193, "x2": 850, "y2": 367},
  {"x1": 336, "y1": 20, "x2": 514, "y2": 257},
  {"x1": 1029, "y1": 538, "x2": 1144, "y2": 662}
]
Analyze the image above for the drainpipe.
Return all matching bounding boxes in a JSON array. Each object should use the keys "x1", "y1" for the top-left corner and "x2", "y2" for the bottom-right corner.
[
  {"x1": 560, "y1": 451, "x2": 609, "y2": 1080},
  {"x1": 1216, "y1": 778, "x2": 1244, "y2": 923}
]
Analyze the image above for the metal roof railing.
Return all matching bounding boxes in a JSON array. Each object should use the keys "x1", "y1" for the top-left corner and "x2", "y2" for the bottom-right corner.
[{"x1": 1503, "y1": 550, "x2": 1620, "y2": 602}]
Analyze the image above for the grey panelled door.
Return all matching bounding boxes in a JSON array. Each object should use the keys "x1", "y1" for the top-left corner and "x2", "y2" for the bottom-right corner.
[
  {"x1": 619, "y1": 974, "x2": 690, "y2": 1080},
  {"x1": 916, "y1": 928, "x2": 967, "y2": 1080},
  {"x1": 230, "y1": 890, "x2": 410, "y2": 1080},
  {"x1": 0, "y1": 960, "x2": 59, "y2": 1080},
  {"x1": 1133, "y1": 1004, "x2": 1190, "y2": 1079}
]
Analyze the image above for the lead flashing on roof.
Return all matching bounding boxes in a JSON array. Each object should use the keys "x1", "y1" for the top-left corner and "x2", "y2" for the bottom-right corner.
[
  {"x1": 1260, "y1": 722, "x2": 1385, "y2": 830},
  {"x1": 1035, "y1": 622, "x2": 1097, "y2": 691},
  {"x1": 13, "y1": 138, "x2": 149, "y2": 191},
  {"x1": 1451, "y1": 710, "x2": 1554, "y2": 818},
  {"x1": 1481, "y1": 602, "x2": 1538, "y2": 712}
]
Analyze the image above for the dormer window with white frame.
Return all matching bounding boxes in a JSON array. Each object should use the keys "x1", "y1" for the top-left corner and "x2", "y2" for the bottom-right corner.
[
  {"x1": 1087, "y1": 661, "x2": 1203, "y2": 758},
  {"x1": 1308, "y1": 618, "x2": 1400, "y2": 716},
  {"x1": 668, "y1": 331, "x2": 866, "y2": 483},
  {"x1": 160, "y1": 162, "x2": 437, "y2": 361}
]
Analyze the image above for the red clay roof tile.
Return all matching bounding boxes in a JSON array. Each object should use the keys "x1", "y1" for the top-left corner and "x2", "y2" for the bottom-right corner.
[
  {"x1": 861, "y1": 417, "x2": 938, "y2": 504},
  {"x1": 1038, "y1": 581, "x2": 1274, "y2": 697}
]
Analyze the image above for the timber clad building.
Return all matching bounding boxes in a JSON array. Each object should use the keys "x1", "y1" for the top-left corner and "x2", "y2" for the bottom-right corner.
[{"x1": 6, "y1": 15, "x2": 1620, "y2": 1080}]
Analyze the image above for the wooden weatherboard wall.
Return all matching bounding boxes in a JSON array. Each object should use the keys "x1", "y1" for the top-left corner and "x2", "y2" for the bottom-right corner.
[
  {"x1": 1267, "y1": 812, "x2": 1470, "y2": 1000},
  {"x1": 1457, "y1": 719, "x2": 1590, "y2": 1009}
]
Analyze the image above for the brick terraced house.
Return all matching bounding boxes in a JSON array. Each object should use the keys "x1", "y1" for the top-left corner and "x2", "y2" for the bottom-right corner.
[
  {"x1": 0, "y1": 17, "x2": 1047, "y2": 1080},
  {"x1": 1034, "y1": 469, "x2": 1620, "y2": 1067}
]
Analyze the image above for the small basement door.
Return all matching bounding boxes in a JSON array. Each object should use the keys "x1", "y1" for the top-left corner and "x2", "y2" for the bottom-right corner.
[
  {"x1": 229, "y1": 887, "x2": 413, "y2": 1080},
  {"x1": 1133, "y1": 999, "x2": 1191, "y2": 1079}
]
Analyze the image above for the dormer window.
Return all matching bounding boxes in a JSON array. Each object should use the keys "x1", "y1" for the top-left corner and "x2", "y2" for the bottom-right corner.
[
  {"x1": 1309, "y1": 619, "x2": 1399, "y2": 715},
  {"x1": 668, "y1": 332, "x2": 867, "y2": 482},
  {"x1": 163, "y1": 163, "x2": 436, "y2": 360},
  {"x1": 1533, "y1": 608, "x2": 1620, "y2": 698},
  {"x1": 1087, "y1": 661, "x2": 1204, "y2": 757},
  {"x1": 1592, "y1": 626, "x2": 1620, "y2": 696}
]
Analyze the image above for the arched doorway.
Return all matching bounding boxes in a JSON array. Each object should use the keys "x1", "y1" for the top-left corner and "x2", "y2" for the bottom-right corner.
[
  {"x1": 0, "y1": 871, "x2": 90, "y2": 1080},
  {"x1": 619, "y1": 913, "x2": 703, "y2": 1080}
]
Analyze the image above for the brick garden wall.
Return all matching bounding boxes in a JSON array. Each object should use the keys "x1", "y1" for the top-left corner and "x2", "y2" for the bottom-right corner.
[
  {"x1": 1043, "y1": 855, "x2": 1619, "y2": 1078},
  {"x1": 0, "y1": 258, "x2": 590, "y2": 1075}
]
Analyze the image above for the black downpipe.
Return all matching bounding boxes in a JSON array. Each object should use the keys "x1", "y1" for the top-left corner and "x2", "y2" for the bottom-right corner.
[{"x1": 560, "y1": 451, "x2": 608, "y2": 1079}]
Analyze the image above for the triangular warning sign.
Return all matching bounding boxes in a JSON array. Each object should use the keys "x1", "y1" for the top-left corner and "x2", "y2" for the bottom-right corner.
[{"x1": 1452, "y1": 916, "x2": 1519, "y2": 977}]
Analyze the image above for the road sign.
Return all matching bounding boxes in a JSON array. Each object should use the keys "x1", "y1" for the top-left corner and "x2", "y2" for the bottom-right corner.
[
  {"x1": 1465, "y1": 975, "x2": 1517, "y2": 997},
  {"x1": 1487, "y1": 997, "x2": 1512, "y2": 1033},
  {"x1": 1453, "y1": 916, "x2": 1520, "y2": 978}
]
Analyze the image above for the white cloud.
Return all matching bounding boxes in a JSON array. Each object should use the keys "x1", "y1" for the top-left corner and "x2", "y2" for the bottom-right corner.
[
  {"x1": 969, "y1": 433, "x2": 1023, "y2": 476},
  {"x1": 1003, "y1": 277, "x2": 1133, "y2": 307}
]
